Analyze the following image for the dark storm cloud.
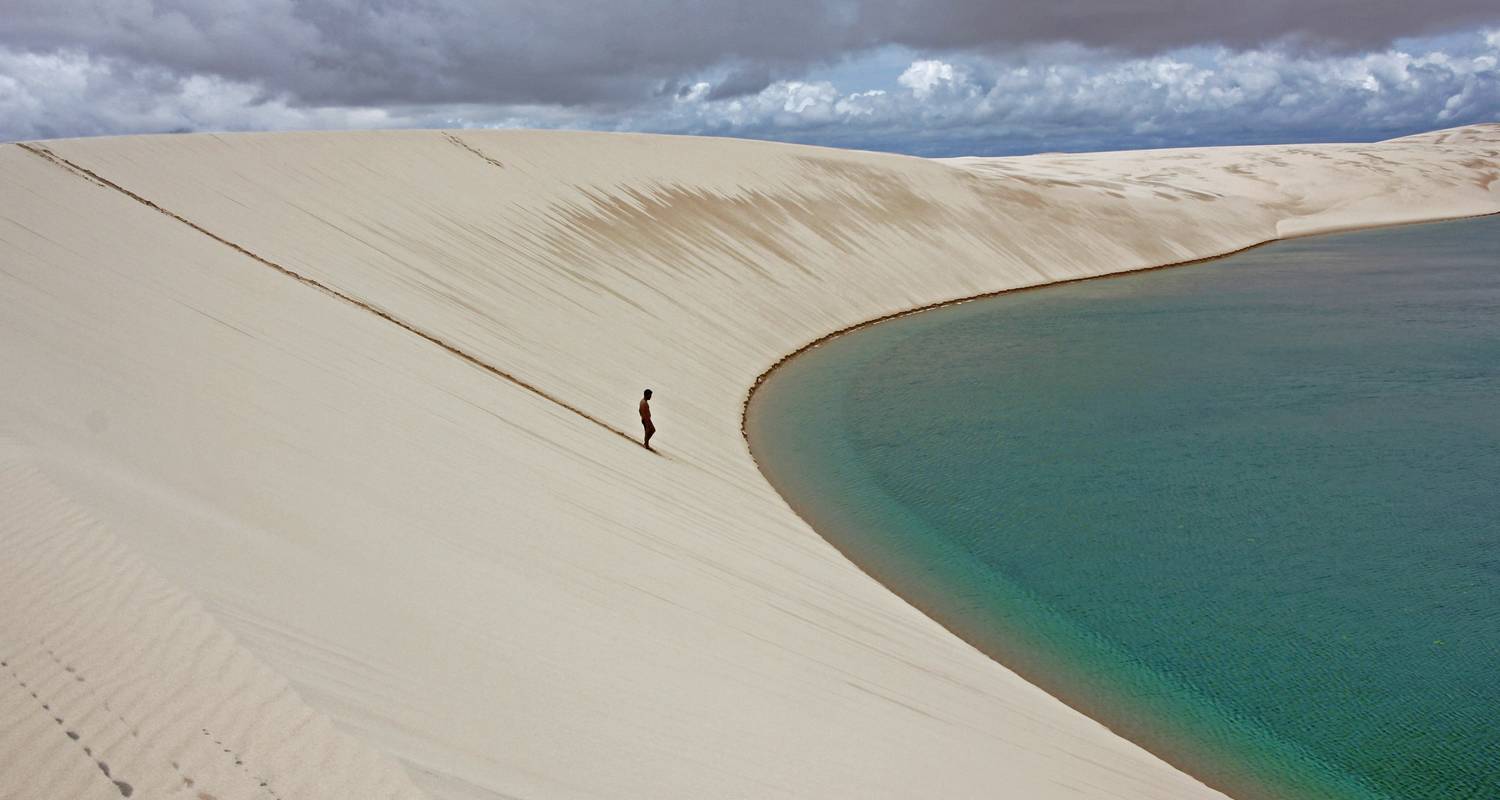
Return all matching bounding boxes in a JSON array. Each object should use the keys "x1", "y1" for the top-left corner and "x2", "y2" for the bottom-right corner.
[
  {"x1": 856, "y1": 1, "x2": 1500, "y2": 54},
  {"x1": 706, "y1": 66, "x2": 776, "y2": 101},
  {"x1": 3, "y1": 0, "x2": 1498, "y2": 108}
]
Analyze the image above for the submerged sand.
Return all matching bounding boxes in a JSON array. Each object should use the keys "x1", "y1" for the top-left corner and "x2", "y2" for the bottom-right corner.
[{"x1": 1, "y1": 125, "x2": 1496, "y2": 799}]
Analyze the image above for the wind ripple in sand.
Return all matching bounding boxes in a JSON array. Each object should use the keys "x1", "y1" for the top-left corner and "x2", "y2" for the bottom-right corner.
[{"x1": 0, "y1": 440, "x2": 425, "y2": 800}]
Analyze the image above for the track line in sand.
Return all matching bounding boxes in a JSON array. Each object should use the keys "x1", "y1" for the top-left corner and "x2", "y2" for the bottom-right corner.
[
  {"x1": 443, "y1": 132, "x2": 506, "y2": 170},
  {"x1": 16, "y1": 141, "x2": 636, "y2": 447}
]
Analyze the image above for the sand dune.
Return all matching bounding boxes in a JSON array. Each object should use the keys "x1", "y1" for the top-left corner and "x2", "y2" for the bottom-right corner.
[{"x1": 2, "y1": 124, "x2": 1496, "y2": 799}]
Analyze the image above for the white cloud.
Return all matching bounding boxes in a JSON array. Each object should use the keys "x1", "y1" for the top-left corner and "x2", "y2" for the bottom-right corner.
[
  {"x1": 676, "y1": 82, "x2": 711, "y2": 103},
  {"x1": 777, "y1": 81, "x2": 839, "y2": 117},
  {"x1": 834, "y1": 89, "x2": 889, "y2": 117},
  {"x1": 898, "y1": 59, "x2": 964, "y2": 99}
]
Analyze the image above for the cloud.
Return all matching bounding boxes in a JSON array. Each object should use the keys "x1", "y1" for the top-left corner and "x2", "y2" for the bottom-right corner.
[
  {"x1": 0, "y1": 48, "x2": 409, "y2": 141},
  {"x1": 706, "y1": 66, "x2": 777, "y2": 101},
  {"x1": 897, "y1": 60, "x2": 970, "y2": 99},
  {"x1": 1, "y1": 0, "x2": 1497, "y2": 113},
  {"x1": 0, "y1": 3, "x2": 1496, "y2": 155},
  {"x1": 637, "y1": 32, "x2": 1500, "y2": 154}
]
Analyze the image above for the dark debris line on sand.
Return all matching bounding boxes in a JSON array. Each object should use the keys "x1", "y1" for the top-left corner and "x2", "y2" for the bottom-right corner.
[{"x1": 15, "y1": 141, "x2": 640, "y2": 449}]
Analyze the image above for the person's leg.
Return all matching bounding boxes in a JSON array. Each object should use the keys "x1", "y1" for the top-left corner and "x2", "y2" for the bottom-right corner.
[{"x1": 643, "y1": 421, "x2": 655, "y2": 449}]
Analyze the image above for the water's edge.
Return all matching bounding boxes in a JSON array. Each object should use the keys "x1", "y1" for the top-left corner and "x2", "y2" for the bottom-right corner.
[{"x1": 739, "y1": 210, "x2": 1499, "y2": 800}]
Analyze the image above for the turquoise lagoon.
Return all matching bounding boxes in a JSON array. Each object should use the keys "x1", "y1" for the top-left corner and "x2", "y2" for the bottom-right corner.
[{"x1": 747, "y1": 217, "x2": 1500, "y2": 800}]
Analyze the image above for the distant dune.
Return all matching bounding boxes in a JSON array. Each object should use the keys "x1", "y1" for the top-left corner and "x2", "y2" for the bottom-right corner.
[{"x1": 2, "y1": 124, "x2": 1496, "y2": 799}]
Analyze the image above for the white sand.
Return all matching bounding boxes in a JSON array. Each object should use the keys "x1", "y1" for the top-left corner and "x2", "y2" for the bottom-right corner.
[{"x1": 1, "y1": 124, "x2": 1495, "y2": 800}]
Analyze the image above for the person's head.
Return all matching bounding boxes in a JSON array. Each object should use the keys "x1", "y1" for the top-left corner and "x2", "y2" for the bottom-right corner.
[{"x1": 643, "y1": 389, "x2": 653, "y2": 400}]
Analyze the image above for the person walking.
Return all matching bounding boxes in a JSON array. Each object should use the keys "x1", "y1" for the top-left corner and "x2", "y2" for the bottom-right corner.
[{"x1": 639, "y1": 389, "x2": 656, "y2": 451}]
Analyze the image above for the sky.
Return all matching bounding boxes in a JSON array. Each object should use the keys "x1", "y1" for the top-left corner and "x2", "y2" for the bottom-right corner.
[{"x1": 2, "y1": 1, "x2": 1498, "y2": 155}]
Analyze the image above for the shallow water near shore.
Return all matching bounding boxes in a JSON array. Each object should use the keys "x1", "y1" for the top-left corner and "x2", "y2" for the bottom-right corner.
[{"x1": 747, "y1": 216, "x2": 1500, "y2": 800}]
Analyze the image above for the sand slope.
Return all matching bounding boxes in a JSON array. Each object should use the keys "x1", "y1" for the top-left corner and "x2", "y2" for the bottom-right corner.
[
  {"x1": 2, "y1": 124, "x2": 1496, "y2": 799},
  {"x1": 0, "y1": 441, "x2": 424, "y2": 800}
]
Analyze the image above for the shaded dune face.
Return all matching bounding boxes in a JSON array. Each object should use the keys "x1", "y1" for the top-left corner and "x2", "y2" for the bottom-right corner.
[{"x1": 1, "y1": 125, "x2": 1497, "y2": 800}]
